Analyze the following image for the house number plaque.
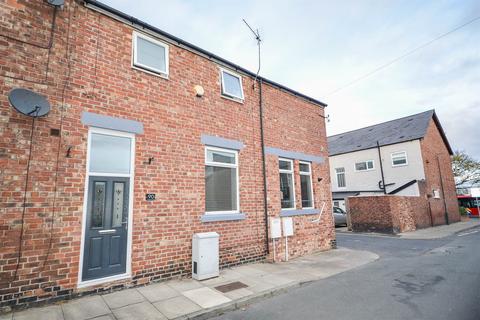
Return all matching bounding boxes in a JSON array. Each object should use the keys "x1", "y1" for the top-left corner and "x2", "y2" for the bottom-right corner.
[{"x1": 145, "y1": 193, "x2": 156, "y2": 201}]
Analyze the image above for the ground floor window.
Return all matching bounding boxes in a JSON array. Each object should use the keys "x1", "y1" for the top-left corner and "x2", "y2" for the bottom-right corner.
[
  {"x1": 205, "y1": 147, "x2": 239, "y2": 212},
  {"x1": 299, "y1": 161, "x2": 314, "y2": 208},
  {"x1": 279, "y1": 158, "x2": 295, "y2": 209}
]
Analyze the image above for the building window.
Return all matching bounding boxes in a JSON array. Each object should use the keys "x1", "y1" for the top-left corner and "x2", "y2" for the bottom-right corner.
[
  {"x1": 299, "y1": 161, "x2": 314, "y2": 208},
  {"x1": 336, "y1": 167, "x2": 346, "y2": 188},
  {"x1": 355, "y1": 160, "x2": 374, "y2": 171},
  {"x1": 220, "y1": 69, "x2": 244, "y2": 100},
  {"x1": 279, "y1": 159, "x2": 295, "y2": 209},
  {"x1": 205, "y1": 147, "x2": 239, "y2": 213},
  {"x1": 132, "y1": 32, "x2": 169, "y2": 76},
  {"x1": 391, "y1": 151, "x2": 408, "y2": 167},
  {"x1": 89, "y1": 133, "x2": 132, "y2": 174},
  {"x1": 333, "y1": 201, "x2": 340, "y2": 207}
]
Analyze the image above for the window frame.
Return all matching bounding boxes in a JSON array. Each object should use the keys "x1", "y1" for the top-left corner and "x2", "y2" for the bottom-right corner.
[
  {"x1": 279, "y1": 158, "x2": 296, "y2": 210},
  {"x1": 391, "y1": 151, "x2": 408, "y2": 167},
  {"x1": 354, "y1": 160, "x2": 375, "y2": 172},
  {"x1": 220, "y1": 68, "x2": 244, "y2": 101},
  {"x1": 299, "y1": 161, "x2": 314, "y2": 209},
  {"x1": 204, "y1": 146, "x2": 240, "y2": 214},
  {"x1": 132, "y1": 31, "x2": 169, "y2": 77},
  {"x1": 335, "y1": 167, "x2": 346, "y2": 188}
]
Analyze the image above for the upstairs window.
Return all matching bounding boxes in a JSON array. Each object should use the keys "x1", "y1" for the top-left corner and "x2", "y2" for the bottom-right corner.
[
  {"x1": 133, "y1": 32, "x2": 169, "y2": 76},
  {"x1": 299, "y1": 161, "x2": 314, "y2": 208},
  {"x1": 391, "y1": 151, "x2": 408, "y2": 167},
  {"x1": 279, "y1": 159, "x2": 295, "y2": 209},
  {"x1": 205, "y1": 147, "x2": 239, "y2": 213},
  {"x1": 335, "y1": 167, "x2": 346, "y2": 188},
  {"x1": 355, "y1": 160, "x2": 374, "y2": 171},
  {"x1": 221, "y1": 69, "x2": 244, "y2": 100}
]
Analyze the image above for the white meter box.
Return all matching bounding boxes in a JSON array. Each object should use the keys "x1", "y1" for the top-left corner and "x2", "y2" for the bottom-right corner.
[
  {"x1": 270, "y1": 217, "x2": 281, "y2": 238},
  {"x1": 192, "y1": 232, "x2": 219, "y2": 280},
  {"x1": 282, "y1": 217, "x2": 294, "y2": 236}
]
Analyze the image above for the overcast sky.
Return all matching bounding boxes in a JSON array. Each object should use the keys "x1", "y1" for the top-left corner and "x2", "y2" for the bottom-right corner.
[{"x1": 103, "y1": 0, "x2": 480, "y2": 159}]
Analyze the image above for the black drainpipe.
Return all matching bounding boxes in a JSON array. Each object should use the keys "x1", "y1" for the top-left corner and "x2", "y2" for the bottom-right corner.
[
  {"x1": 376, "y1": 141, "x2": 387, "y2": 194},
  {"x1": 259, "y1": 79, "x2": 269, "y2": 255}
]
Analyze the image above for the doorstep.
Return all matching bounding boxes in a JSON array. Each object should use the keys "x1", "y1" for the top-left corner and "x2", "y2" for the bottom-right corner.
[{"x1": 4, "y1": 248, "x2": 378, "y2": 320}]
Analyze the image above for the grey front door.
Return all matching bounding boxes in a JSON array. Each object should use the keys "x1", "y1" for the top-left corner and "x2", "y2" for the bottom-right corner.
[{"x1": 82, "y1": 176, "x2": 129, "y2": 281}]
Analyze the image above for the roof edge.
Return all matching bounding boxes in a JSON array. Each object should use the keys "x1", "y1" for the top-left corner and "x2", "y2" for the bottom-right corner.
[
  {"x1": 83, "y1": 0, "x2": 328, "y2": 108},
  {"x1": 327, "y1": 109, "x2": 434, "y2": 139}
]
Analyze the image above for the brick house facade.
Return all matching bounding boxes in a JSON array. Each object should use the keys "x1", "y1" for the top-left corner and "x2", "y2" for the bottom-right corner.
[{"x1": 0, "y1": 0, "x2": 334, "y2": 310}]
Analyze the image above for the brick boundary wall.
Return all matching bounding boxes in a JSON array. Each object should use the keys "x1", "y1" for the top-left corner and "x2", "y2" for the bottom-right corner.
[{"x1": 347, "y1": 194, "x2": 433, "y2": 234}]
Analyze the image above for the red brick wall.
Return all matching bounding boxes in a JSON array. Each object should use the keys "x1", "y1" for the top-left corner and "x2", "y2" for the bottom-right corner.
[
  {"x1": 347, "y1": 195, "x2": 430, "y2": 233},
  {"x1": 0, "y1": 0, "x2": 333, "y2": 310},
  {"x1": 420, "y1": 119, "x2": 460, "y2": 225}
]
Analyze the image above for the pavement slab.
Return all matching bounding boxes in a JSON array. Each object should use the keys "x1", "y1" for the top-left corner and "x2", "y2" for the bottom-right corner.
[
  {"x1": 102, "y1": 288, "x2": 145, "y2": 309},
  {"x1": 112, "y1": 301, "x2": 166, "y2": 320},
  {"x1": 153, "y1": 296, "x2": 202, "y2": 319},
  {"x1": 166, "y1": 279, "x2": 204, "y2": 293},
  {"x1": 182, "y1": 287, "x2": 231, "y2": 309},
  {"x1": 62, "y1": 295, "x2": 111, "y2": 320},
  {"x1": 13, "y1": 305, "x2": 63, "y2": 320},
  {"x1": 137, "y1": 283, "x2": 180, "y2": 303}
]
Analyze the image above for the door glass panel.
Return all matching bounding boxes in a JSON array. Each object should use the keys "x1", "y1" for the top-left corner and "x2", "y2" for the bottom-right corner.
[
  {"x1": 92, "y1": 182, "x2": 106, "y2": 228},
  {"x1": 112, "y1": 182, "x2": 124, "y2": 228},
  {"x1": 89, "y1": 133, "x2": 131, "y2": 174}
]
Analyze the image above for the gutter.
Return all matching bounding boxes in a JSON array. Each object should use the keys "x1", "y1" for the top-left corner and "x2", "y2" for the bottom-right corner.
[{"x1": 83, "y1": 0, "x2": 328, "y2": 108}]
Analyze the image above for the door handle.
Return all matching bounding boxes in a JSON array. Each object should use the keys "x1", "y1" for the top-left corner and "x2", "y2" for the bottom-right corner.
[{"x1": 98, "y1": 229, "x2": 116, "y2": 234}]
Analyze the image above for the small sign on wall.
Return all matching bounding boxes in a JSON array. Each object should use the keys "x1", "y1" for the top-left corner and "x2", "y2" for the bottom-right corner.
[{"x1": 145, "y1": 193, "x2": 156, "y2": 201}]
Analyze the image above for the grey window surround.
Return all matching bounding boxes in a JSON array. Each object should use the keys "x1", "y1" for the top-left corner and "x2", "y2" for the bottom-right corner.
[
  {"x1": 265, "y1": 147, "x2": 323, "y2": 164},
  {"x1": 201, "y1": 212, "x2": 246, "y2": 222},
  {"x1": 280, "y1": 208, "x2": 320, "y2": 217},
  {"x1": 201, "y1": 134, "x2": 245, "y2": 150},
  {"x1": 81, "y1": 112, "x2": 144, "y2": 134}
]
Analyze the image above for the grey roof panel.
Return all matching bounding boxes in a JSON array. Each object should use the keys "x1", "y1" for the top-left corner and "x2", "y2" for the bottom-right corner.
[{"x1": 328, "y1": 110, "x2": 435, "y2": 156}]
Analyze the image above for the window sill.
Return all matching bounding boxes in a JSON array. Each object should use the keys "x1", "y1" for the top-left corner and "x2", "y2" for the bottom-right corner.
[
  {"x1": 132, "y1": 65, "x2": 169, "y2": 80},
  {"x1": 221, "y1": 94, "x2": 244, "y2": 104},
  {"x1": 201, "y1": 212, "x2": 246, "y2": 222},
  {"x1": 280, "y1": 208, "x2": 320, "y2": 217}
]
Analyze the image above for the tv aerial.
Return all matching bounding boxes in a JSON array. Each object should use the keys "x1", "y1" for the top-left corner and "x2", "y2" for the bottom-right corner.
[{"x1": 8, "y1": 88, "x2": 51, "y2": 118}]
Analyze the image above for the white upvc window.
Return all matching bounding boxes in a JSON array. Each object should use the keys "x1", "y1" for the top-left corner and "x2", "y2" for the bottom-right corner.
[
  {"x1": 299, "y1": 161, "x2": 314, "y2": 209},
  {"x1": 205, "y1": 147, "x2": 239, "y2": 213},
  {"x1": 335, "y1": 167, "x2": 346, "y2": 188},
  {"x1": 220, "y1": 68, "x2": 244, "y2": 101},
  {"x1": 355, "y1": 160, "x2": 374, "y2": 172},
  {"x1": 391, "y1": 151, "x2": 408, "y2": 167},
  {"x1": 132, "y1": 31, "x2": 169, "y2": 76},
  {"x1": 279, "y1": 158, "x2": 295, "y2": 209}
]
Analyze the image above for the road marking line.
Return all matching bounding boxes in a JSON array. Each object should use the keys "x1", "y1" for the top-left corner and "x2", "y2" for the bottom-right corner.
[{"x1": 458, "y1": 230, "x2": 480, "y2": 237}]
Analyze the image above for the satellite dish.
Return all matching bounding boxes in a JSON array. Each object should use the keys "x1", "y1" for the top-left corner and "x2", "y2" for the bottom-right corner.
[{"x1": 8, "y1": 88, "x2": 51, "y2": 118}]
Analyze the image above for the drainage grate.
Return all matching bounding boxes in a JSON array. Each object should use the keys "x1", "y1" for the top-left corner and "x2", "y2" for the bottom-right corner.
[{"x1": 214, "y1": 281, "x2": 248, "y2": 293}]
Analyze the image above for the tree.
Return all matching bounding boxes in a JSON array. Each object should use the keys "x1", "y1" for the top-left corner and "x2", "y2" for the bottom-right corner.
[{"x1": 452, "y1": 150, "x2": 480, "y2": 186}]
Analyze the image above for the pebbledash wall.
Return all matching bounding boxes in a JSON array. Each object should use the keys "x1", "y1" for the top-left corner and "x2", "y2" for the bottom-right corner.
[{"x1": 0, "y1": 0, "x2": 334, "y2": 310}]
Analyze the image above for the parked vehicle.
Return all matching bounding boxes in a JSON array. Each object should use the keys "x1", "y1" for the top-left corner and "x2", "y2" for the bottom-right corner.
[
  {"x1": 457, "y1": 195, "x2": 479, "y2": 217},
  {"x1": 333, "y1": 206, "x2": 347, "y2": 226}
]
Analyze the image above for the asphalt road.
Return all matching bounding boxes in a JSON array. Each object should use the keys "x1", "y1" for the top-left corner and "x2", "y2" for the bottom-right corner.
[{"x1": 213, "y1": 227, "x2": 480, "y2": 320}]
